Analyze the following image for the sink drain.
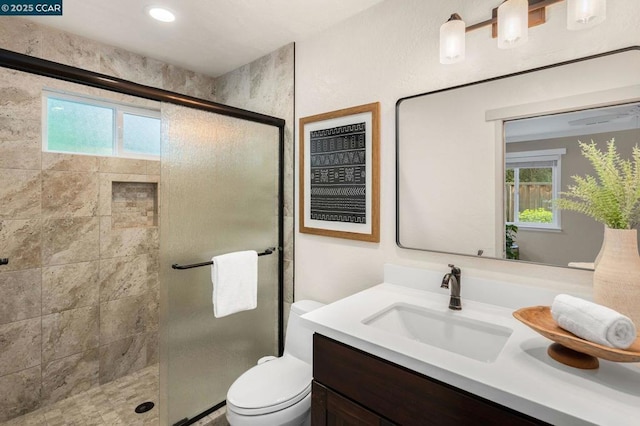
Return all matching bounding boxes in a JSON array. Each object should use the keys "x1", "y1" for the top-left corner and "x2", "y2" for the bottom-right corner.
[{"x1": 135, "y1": 401, "x2": 155, "y2": 414}]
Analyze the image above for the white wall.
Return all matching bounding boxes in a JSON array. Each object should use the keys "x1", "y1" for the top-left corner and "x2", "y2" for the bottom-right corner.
[{"x1": 295, "y1": 0, "x2": 640, "y2": 303}]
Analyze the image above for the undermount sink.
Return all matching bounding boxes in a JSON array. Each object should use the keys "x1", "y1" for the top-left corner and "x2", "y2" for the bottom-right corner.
[{"x1": 362, "y1": 302, "x2": 513, "y2": 363}]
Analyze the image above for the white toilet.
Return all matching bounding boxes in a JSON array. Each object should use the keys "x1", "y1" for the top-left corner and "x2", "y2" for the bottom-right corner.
[{"x1": 226, "y1": 300, "x2": 325, "y2": 426}]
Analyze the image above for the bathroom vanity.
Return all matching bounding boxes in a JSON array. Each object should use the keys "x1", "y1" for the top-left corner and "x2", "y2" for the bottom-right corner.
[
  {"x1": 312, "y1": 334, "x2": 543, "y2": 425},
  {"x1": 302, "y1": 264, "x2": 640, "y2": 425}
]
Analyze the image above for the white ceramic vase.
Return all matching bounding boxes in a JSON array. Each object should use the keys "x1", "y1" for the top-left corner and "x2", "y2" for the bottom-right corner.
[{"x1": 593, "y1": 227, "x2": 640, "y2": 328}]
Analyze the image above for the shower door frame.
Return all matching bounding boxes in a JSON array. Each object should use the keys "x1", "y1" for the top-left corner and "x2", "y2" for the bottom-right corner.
[{"x1": 0, "y1": 48, "x2": 286, "y2": 425}]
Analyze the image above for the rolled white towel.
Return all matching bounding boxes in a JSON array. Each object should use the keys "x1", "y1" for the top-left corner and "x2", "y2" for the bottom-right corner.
[{"x1": 551, "y1": 294, "x2": 637, "y2": 349}]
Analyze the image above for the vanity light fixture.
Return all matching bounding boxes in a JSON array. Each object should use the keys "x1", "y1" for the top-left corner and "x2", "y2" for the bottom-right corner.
[
  {"x1": 439, "y1": 13, "x2": 466, "y2": 64},
  {"x1": 147, "y1": 6, "x2": 176, "y2": 23},
  {"x1": 439, "y1": 0, "x2": 606, "y2": 64}
]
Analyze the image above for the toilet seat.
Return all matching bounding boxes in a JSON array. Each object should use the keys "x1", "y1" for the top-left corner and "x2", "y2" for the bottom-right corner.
[{"x1": 227, "y1": 354, "x2": 311, "y2": 416}]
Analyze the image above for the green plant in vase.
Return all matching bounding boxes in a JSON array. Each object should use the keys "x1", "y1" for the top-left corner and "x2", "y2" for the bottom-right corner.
[{"x1": 555, "y1": 138, "x2": 640, "y2": 327}]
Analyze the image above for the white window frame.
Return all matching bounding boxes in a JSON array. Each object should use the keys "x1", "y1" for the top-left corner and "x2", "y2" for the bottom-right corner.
[
  {"x1": 505, "y1": 148, "x2": 566, "y2": 230},
  {"x1": 42, "y1": 90, "x2": 161, "y2": 160}
]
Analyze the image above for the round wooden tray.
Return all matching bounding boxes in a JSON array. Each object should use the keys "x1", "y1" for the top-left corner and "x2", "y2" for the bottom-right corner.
[{"x1": 513, "y1": 306, "x2": 640, "y2": 369}]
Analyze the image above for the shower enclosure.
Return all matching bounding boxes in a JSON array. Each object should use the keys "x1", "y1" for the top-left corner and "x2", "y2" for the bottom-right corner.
[
  {"x1": 160, "y1": 104, "x2": 283, "y2": 424},
  {"x1": 0, "y1": 49, "x2": 285, "y2": 426}
]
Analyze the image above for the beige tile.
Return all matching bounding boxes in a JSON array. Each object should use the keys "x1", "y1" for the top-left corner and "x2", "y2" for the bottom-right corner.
[
  {"x1": 42, "y1": 349, "x2": 99, "y2": 406},
  {"x1": 98, "y1": 157, "x2": 147, "y2": 174},
  {"x1": 162, "y1": 63, "x2": 188, "y2": 94},
  {"x1": 0, "y1": 117, "x2": 40, "y2": 142},
  {"x1": 0, "y1": 89, "x2": 40, "y2": 122},
  {"x1": 42, "y1": 152, "x2": 99, "y2": 172},
  {"x1": 146, "y1": 161, "x2": 161, "y2": 175},
  {"x1": 99, "y1": 294, "x2": 152, "y2": 344},
  {"x1": 99, "y1": 255, "x2": 151, "y2": 301},
  {"x1": 0, "y1": 169, "x2": 41, "y2": 220},
  {"x1": 3, "y1": 362, "x2": 159, "y2": 424},
  {"x1": 0, "y1": 219, "x2": 41, "y2": 272},
  {"x1": 41, "y1": 217, "x2": 99, "y2": 266},
  {"x1": 0, "y1": 318, "x2": 41, "y2": 376},
  {"x1": 185, "y1": 70, "x2": 216, "y2": 101},
  {"x1": 146, "y1": 332, "x2": 158, "y2": 367},
  {"x1": 42, "y1": 261, "x2": 99, "y2": 315},
  {"x1": 39, "y1": 26, "x2": 101, "y2": 73},
  {"x1": 100, "y1": 216, "x2": 159, "y2": 259},
  {"x1": 42, "y1": 306, "x2": 99, "y2": 364},
  {"x1": 0, "y1": 366, "x2": 41, "y2": 423},
  {"x1": 0, "y1": 268, "x2": 41, "y2": 325},
  {"x1": 0, "y1": 140, "x2": 41, "y2": 170},
  {"x1": 99, "y1": 335, "x2": 147, "y2": 384},
  {"x1": 99, "y1": 46, "x2": 164, "y2": 89},
  {"x1": 0, "y1": 406, "x2": 47, "y2": 425},
  {"x1": 0, "y1": 18, "x2": 41, "y2": 57},
  {"x1": 42, "y1": 171, "x2": 99, "y2": 218}
]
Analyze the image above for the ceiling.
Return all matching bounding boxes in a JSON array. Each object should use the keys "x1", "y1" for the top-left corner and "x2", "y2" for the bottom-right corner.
[{"x1": 26, "y1": 0, "x2": 384, "y2": 77}]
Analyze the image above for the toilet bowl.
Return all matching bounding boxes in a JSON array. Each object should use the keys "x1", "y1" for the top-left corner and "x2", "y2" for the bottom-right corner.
[{"x1": 226, "y1": 300, "x2": 325, "y2": 426}]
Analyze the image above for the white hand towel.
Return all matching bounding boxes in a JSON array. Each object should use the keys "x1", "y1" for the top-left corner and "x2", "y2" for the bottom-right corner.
[
  {"x1": 551, "y1": 294, "x2": 637, "y2": 349},
  {"x1": 212, "y1": 250, "x2": 258, "y2": 318}
]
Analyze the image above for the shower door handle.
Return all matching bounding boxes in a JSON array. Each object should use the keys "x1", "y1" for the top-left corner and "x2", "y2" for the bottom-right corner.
[{"x1": 0, "y1": 258, "x2": 8, "y2": 266}]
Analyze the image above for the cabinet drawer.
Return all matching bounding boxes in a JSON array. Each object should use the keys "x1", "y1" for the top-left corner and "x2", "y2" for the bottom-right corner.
[
  {"x1": 312, "y1": 381, "x2": 396, "y2": 426},
  {"x1": 313, "y1": 334, "x2": 546, "y2": 426}
]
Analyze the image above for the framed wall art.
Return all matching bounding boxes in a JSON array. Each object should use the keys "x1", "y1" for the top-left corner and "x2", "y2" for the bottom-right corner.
[{"x1": 299, "y1": 102, "x2": 380, "y2": 242}]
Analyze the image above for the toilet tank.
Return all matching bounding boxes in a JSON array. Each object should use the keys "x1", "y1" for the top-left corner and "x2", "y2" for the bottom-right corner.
[{"x1": 284, "y1": 300, "x2": 325, "y2": 364}]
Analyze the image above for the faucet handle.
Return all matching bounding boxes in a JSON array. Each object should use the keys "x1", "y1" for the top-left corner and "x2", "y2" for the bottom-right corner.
[{"x1": 447, "y1": 263, "x2": 461, "y2": 275}]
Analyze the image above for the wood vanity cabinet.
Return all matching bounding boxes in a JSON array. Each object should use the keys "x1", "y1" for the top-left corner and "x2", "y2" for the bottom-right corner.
[{"x1": 311, "y1": 334, "x2": 548, "y2": 426}]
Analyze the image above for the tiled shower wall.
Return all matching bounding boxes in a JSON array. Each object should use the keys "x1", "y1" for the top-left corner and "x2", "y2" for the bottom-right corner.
[{"x1": 0, "y1": 65, "x2": 162, "y2": 422}]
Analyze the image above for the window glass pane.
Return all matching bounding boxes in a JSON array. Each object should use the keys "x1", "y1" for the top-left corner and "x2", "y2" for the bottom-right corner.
[
  {"x1": 47, "y1": 97, "x2": 114, "y2": 155},
  {"x1": 518, "y1": 167, "x2": 553, "y2": 223},
  {"x1": 123, "y1": 113, "x2": 161, "y2": 156}
]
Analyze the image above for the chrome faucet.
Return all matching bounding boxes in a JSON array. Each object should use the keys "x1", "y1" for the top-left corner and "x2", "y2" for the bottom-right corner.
[{"x1": 441, "y1": 264, "x2": 462, "y2": 310}]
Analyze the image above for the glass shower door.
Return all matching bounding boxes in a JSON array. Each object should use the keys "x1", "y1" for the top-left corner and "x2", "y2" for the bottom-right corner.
[{"x1": 159, "y1": 103, "x2": 280, "y2": 425}]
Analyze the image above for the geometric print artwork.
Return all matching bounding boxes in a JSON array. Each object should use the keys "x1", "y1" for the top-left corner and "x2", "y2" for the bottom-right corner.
[{"x1": 309, "y1": 122, "x2": 367, "y2": 223}]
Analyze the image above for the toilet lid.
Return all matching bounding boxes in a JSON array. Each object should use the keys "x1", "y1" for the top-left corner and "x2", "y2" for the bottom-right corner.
[{"x1": 227, "y1": 354, "x2": 311, "y2": 415}]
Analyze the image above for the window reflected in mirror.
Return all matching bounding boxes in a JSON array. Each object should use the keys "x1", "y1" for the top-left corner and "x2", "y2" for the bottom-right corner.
[{"x1": 503, "y1": 102, "x2": 640, "y2": 266}]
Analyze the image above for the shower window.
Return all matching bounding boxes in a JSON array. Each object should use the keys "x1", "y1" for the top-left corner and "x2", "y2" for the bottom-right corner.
[{"x1": 43, "y1": 90, "x2": 160, "y2": 159}]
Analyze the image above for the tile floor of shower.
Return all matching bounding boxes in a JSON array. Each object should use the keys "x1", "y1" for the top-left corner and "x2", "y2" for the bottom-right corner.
[{"x1": 0, "y1": 365, "x2": 228, "y2": 426}]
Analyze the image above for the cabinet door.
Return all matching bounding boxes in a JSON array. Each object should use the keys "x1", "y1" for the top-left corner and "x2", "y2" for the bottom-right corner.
[{"x1": 313, "y1": 382, "x2": 395, "y2": 426}]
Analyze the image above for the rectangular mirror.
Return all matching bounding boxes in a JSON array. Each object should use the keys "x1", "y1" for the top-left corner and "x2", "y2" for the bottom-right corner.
[{"x1": 397, "y1": 47, "x2": 640, "y2": 268}]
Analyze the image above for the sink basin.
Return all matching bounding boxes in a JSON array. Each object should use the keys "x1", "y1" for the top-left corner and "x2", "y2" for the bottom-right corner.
[{"x1": 362, "y1": 303, "x2": 513, "y2": 362}]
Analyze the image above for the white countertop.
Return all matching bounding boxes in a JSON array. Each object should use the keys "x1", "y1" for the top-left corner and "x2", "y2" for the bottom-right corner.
[{"x1": 301, "y1": 267, "x2": 640, "y2": 426}]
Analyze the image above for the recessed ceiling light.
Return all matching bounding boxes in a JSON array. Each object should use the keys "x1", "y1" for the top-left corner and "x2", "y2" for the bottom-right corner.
[{"x1": 147, "y1": 6, "x2": 175, "y2": 23}]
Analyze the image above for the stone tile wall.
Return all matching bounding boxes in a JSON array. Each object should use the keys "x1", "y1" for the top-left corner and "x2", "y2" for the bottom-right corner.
[{"x1": 0, "y1": 66, "x2": 161, "y2": 422}]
